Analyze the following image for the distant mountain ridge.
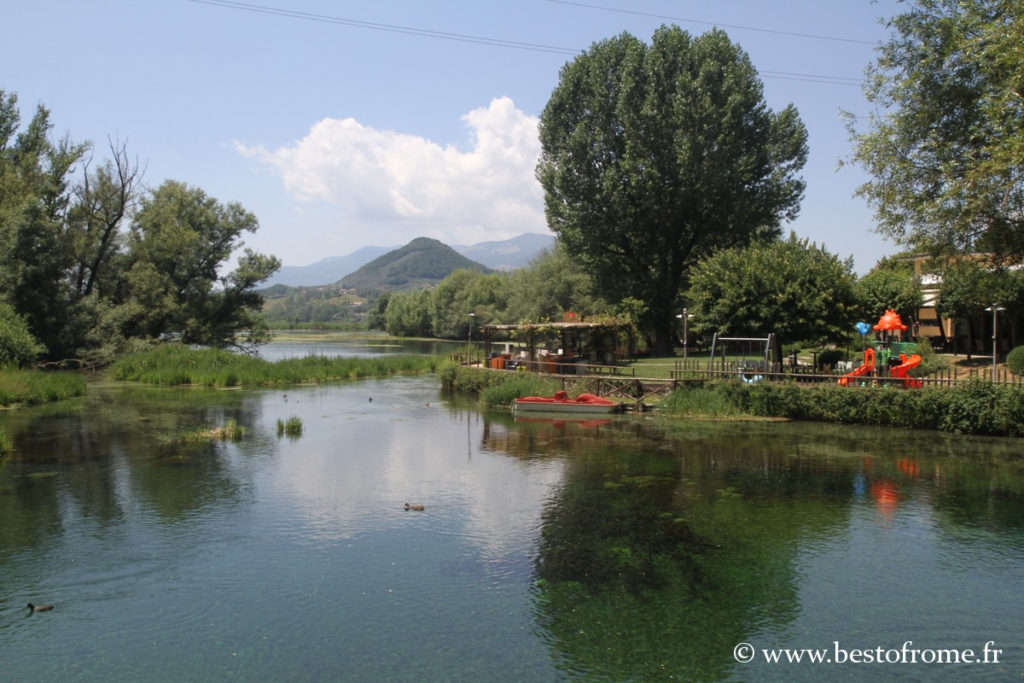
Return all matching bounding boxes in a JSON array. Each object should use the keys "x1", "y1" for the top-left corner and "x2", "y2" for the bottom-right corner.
[
  {"x1": 339, "y1": 237, "x2": 491, "y2": 292},
  {"x1": 453, "y1": 232, "x2": 555, "y2": 271},
  {"x1": 266, "y1": 246, "x2": 394, "y2": 288},
  {"x1": 261, "y1": 232, "x2": 554, "y2": 288}
]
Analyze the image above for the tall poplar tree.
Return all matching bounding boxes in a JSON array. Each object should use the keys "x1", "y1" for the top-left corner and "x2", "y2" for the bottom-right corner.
[{"x1": 537, "y1": 26, "x2": 808, "y2": 354}]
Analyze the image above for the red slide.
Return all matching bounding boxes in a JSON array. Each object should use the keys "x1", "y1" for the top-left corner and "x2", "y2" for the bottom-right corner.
[
  {"x1": 839, "y1": 347, "x2": 875, "y2": 386},
  {"x1": 890, "y1": 353, "x2": 923, "y2": 388}
]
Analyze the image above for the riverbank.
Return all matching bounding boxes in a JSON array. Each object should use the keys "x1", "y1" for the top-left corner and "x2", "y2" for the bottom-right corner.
[
  {"x1": 0, "y1": 369, "x2": 87, "y2": 408},
  {"x1": 444, "y1": 365, "x2": 1024, "y2": 438},
  {"x1": 109, "y1": 345, "x2": 441, "y2": 387}
]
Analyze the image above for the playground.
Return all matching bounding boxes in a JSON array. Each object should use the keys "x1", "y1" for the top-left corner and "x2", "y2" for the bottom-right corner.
[{"x1": 838, "y1": 310, "x2": 924, "y2": 389}]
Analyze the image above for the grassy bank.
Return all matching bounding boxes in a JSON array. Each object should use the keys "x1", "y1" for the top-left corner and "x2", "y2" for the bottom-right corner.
[
  {"x1": 662, "y1": 380, "x2": 1024, "y2": 437},
  {"x1": 0, "y1": 369, "x2": 88, "y2": 407},
  {"x1": 439, "y1": 363, "x2": 563, "y2": 408},
  {"x1": 110, "y1": 345, "x2": 441, "y2": 387}
]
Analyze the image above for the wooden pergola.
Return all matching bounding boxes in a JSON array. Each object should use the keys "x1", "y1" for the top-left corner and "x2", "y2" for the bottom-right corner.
[{"x1": 478, "y1": 320, "x2": 633, "y2": 366}]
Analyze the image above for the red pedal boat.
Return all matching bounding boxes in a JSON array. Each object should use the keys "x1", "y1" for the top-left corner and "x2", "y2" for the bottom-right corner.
[{"x1": 512, "y1": 390, "x2": 622, "y2": 415}]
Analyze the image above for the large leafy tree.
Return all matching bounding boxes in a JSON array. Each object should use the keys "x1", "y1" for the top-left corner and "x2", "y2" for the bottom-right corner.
[
  {"x1": 122, "y1": 181, "x2": 280, "y2": 349},
  {"x1": 537, "y1": 26, "x2": 808, "y2": 355},
  {"x1": 0, "y1": 92, "x2": 87, "y2": 358},
  {"x1": 686, "y1": 235, "x2": 858, "y2": 347},
  {"x1": 0, "y1": 92, "x2": 280, "y2": 363},
  {"x1": 847, "y1": 0, "x2": 1024, "y2": 262}
]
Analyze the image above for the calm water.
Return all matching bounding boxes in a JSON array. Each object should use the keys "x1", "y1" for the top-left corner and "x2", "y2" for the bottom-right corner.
[
  {"x1": 2, "y1": 367, "x2": 1023, "y2": 680},
  {"x1": 257, "y1": 336, "x2": 467, "y2": 361}
]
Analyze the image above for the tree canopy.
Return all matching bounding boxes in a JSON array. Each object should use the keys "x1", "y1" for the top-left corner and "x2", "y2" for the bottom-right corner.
[
  {"x1": 536, "y1": 26, "x2": 808, "y2": 354},
  {"x1": 0, "y1": 91, "x2": 279, "y2": 366},
  {"x1": 847, "y1": 0, "x2": 1024, "y2": 263},
  {"x1": 686, "y1": 235, "x2": 858, "y2": 347},
  {"x1": 854, "y1": 255, "x2": 924, "y2": 325}
]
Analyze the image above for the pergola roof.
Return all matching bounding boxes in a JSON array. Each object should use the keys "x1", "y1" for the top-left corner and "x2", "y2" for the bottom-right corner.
[{"x1": 480, "y1": 321, "x2": 624, "y2": 332}]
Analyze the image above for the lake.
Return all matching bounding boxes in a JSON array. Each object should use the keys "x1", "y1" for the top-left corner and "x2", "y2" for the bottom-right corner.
[{"x1": 2, "y1": 352, "x2": 1023, "y2": 680}]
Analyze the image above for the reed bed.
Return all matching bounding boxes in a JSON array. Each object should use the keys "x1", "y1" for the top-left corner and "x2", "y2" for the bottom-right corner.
[
  {"x1": 109, "y1": 345, "x2": 441, "y2": 388},
  {"x1": 0, "y1": 369, "x2": 88, "y2": 407}
]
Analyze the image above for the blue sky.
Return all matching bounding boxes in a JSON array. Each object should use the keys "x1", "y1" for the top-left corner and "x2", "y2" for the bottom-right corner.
[{"x1": 4, "y1": 0, "x2": 903, "y2": 273}]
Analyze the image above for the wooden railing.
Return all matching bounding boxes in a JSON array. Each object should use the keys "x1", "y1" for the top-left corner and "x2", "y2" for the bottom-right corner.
[
  {"x1": 457, "y1": 353, "x2": 1024, "y2": 389},
  {"x1": 670, "y1": 360, "x2": 1024, "y2": 387}
]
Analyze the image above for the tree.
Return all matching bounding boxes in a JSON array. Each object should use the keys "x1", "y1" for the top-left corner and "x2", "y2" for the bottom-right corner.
[
  {"x1": 0, "y1": 301, "x2": 43, "y2": 368},
  {"x1": 854, "y1": 256, "x2": 924, "y2": 325},
  {"x1": 1, "y1": 91, "x2": 279, "y2": 363},
  {"x1": 936, "y1": 260, "x2": 996, "y2": 356},
  {"x1": 121, "y1": 181, "x2": 280, "y2": 350},
  {"x1": 846, "y1": 0, "x2": 1024, "y2": 263},
  {"x1": 0, "y1": 92, "x2": 87, "y2": 358},
  {"x1": 505, "y1": 244, "x2": 608, "y2": 324},
  {"x1": 384, "y1": 289, "x2": 432, "y2": 337},
  {"x1": 537, "y1": 26, "x2": 808, "y2": 355},
  {"x1": 430, "y1": 269, "x2": 507, "y2": 339},
  {"x1": 686, "y1": 234, "x2": 858, "y2": 347}
]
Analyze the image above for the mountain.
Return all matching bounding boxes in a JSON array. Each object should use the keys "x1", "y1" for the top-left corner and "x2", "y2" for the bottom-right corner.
[
  {"x1": 262, "y1": 246, "x2": 393, "y2": 288},
  {"x1": 453, "y1": 232, "x2": 555, "y2": 270},
  {"x1": 260, "y1": 233, "x2": 553, "y2": 288},
  {"x1": 339, "y1": 237, "x2": 491, "y2": 291}
]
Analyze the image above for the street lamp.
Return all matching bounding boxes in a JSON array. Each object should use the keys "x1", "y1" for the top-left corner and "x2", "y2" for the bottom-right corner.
[
  {"x1": 467, "y1": 312, "x2": 476, "y2": 347},
  {"x1": 985, "y1": 304, "x2": 1005, "y2": 377},
  {"x1": 676, "y1": 309, "x2": 693, "y2": 361}
]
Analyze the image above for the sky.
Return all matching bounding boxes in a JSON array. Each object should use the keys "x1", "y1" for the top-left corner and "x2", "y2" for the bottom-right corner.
[{"x1": 4, "y1": 0, "x2": 905, "y2": 274}]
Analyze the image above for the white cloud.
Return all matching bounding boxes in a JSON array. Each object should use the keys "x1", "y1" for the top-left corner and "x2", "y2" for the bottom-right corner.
[{"x1": 236, "y1": 97, "x2": 547, "y2": 246}]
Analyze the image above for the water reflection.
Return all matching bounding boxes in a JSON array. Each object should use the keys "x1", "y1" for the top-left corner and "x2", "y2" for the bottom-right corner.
[
  {"x1": 479, "y1": 416, "x2": 1024, "y2": 680},
  {"x1": 1, "y1": 377, "x2": 1023, "y2": 680}
]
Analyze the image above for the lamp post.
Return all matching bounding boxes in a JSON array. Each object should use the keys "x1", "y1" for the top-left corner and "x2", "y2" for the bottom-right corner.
[
  {"x1": 985, "y1": 304, "x2": 1004, "y2": 378},
  {"x1": 676, "y1": 309, "x2": 692, "y2": 361},
  {"x1": 467, "y1": 312, "x2": 476, "y2": 358}
]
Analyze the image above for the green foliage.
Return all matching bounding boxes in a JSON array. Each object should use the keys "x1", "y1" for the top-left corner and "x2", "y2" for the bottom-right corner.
[
  {"x1": 846, "y1": 0, "x2": 1024, "y2": 262},
  {"x1": 430, "y1": 269, "x2": 506, "y2": 339},
  {"x1": 0, "y1": 92, "x2": 280, "y2": 362},
  {"x1": 262, "y1": 286, "x2": 367, "y2": 328},
  {"x1": 0, "y1": 369, "x2": 87, "y2": 406},
  {"x1": 659, "y1": 383, "x2": 746, "y2": 417},
  {"x1": 0, "y1": 301, "x2": 44, "y2": 368},
  {"x1": 376, "y1": 246, "x2": 608, "y2": 340},
  {"x1": 385, "y1": 289, "x2": 433, "y2": 337},
  {"x1": 504, "y1": 243, "x2": 608, "y2": 324},
  {"x1": 661, "y1": 380, "x2": 1024, "y2": 437},
  {"x1": 855, "y1": 257, "x2": 924, "y2": 323},
  {"x1": 276, "y1": 416, "x2": 303, "y2": 438},
  {"x1": 479, "y1": 374, "x2": 563, "y2": 408},
  {"x1": 1008, "y1": 346, "x2": 1024, "y2": 376},
  {"x1": 940, "y1": 380, "x2": 1024, "y2": 436},
  {"x1": 936, "y1": 260, "x2": 999, "y2": 319},
  {"x1": 686, "y1": 234, "x2": 858, "y2": 346},
  {"x1": 108, "y1": 344, "x2": 439, "y2": 387},
  {"x1": 537, "y1": 26, "x2": 808, "y2": 354}
]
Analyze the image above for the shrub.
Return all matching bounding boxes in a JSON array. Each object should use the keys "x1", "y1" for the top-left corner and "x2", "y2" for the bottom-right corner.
[
  {"x1": 480, "y1": 375, "x2": 561, "y2": 408},
  {"x1": 661, "y1": 378, "x2": 1024, "y2": 437},
  {"x1": 1008, "y1": 345, "x2": 1024, "y2": 376},
  {"x1": 0, "y1": 303, "x2": 44, "y2": 369}
]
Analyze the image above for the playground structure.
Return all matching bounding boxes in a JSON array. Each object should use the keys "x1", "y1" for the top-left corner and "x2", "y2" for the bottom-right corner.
[
  {"x1": 708, "y1": 333, "x2": 777, "y2": 384},
  {"x1": 839, "y1": 310, "x2": 923, "y2": 388}
]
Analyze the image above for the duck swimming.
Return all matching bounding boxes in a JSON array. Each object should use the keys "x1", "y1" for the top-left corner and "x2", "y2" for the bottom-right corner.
[
  {"x1": 27, "y1": 603, "x2": 54, "y2": 612},
  {"x1": 404, "y1": 503, "x2": 425, "y2": 511}
]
